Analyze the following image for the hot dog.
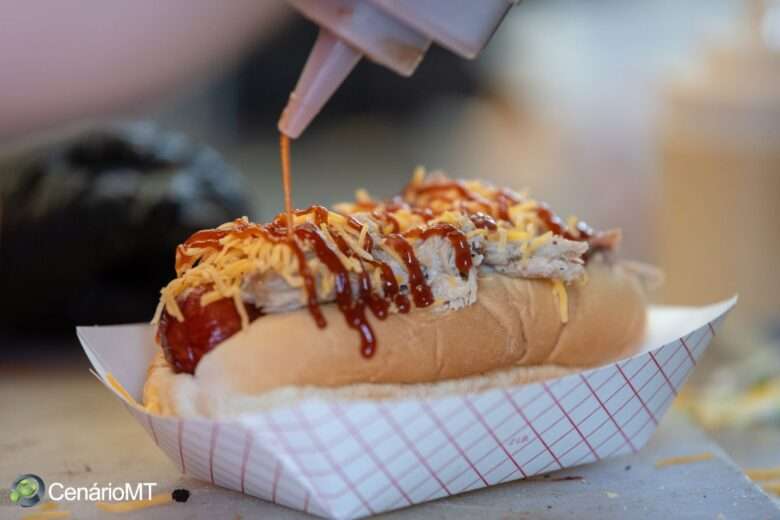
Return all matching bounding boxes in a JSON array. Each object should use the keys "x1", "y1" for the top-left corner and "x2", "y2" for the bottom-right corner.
[{"x1": 144, "y1": 170, "x2": 648, "y2": 418}]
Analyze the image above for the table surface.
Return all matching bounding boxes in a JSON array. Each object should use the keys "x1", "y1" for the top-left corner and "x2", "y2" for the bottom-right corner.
[{"x1": 2, "y1": 358, "x2": 779, "y2": 520}]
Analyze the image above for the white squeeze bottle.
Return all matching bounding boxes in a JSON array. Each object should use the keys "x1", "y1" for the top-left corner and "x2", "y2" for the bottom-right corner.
[{"x1": 278, "y1": 0, "x2": 517, "y2": 138}]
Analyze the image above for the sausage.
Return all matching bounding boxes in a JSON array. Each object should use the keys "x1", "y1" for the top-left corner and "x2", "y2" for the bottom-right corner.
[{"x1": 159, "y1": 286, "x2": 261, "y2": 373}]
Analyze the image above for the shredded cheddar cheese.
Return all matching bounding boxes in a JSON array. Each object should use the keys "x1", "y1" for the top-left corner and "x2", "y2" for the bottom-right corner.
[
  {"x1": 155, "y1": 171, "x2": 595, "y2": 330},
  {"x1": 498, "y1": 228, "x2": 508, "y2": 251},
  {"x1": 358, "y1": 224, "x2": 370, "y2": 253},
  {"x1": 528, "y1": 231, "x2": 553, "y2": 255},
  {"x1": 509, "y1": 201, "x2": 537, "y2": 227},
  {"x1": 746, "y1": 467, "x2": 780, "y2": 481},
  {"x1": 567, "y1": 215, "x2": 580, "y2": 235},
  {"x1": 506, "y1": 230, "x2": 530, "y2": 241},
  {"x1": 106, "y1": 373, "x2": 140, "y2": 408},
  {"x1": 411, "y1": 165, "x2": 426, "y2": 185},
  {"x1": 234, "y1": 291, "x2": 249, "y2": 329},
  {"x1": 762, "y1": 482, "x2": 780, "y2": 496},
  {"x1": 519, "y1": 240, "x2": 530, "y2": 265},
  {"x1": 552, "y1": 279, "x2": 569, "y2": 323},
  {"x1": 655, "y1": 452, "x2": 714, "y2": 468},
  {"x1": 355, "y1": 188, "x2": 372, "y2": 203}
]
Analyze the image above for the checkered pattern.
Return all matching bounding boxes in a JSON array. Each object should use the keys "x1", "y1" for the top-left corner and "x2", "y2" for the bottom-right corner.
[{"x1": 104, "y1": 310, "x2": 729, "y2": 520}]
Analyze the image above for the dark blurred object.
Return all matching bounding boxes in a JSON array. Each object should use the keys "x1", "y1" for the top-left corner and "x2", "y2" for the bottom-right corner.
[{"x1": 0, "y1": 123, "x2": 252, "y2": 332}]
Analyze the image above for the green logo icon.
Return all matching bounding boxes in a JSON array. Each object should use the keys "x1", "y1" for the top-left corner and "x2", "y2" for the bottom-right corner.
[{"x1": 9, "y1": 475, "x2": 45, "y2": 507}]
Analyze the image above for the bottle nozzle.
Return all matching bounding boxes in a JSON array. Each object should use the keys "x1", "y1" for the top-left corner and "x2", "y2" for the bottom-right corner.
[{"x1": 278, "y1": 29, "x2": 362, "y2": 139}]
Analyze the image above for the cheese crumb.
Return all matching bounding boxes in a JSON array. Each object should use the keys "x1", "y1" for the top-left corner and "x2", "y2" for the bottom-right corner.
[
  {"x1": 552, "y1": 279, "x2": 569, "y2": 323},
  {"x1": 745, "y1": 467, "x2": 780, "y2": 481},
  {"x1": 655, "y1": 452, "x2": 714, "y2": 468},
  {"x1": 95, "y1": 492, "x2": 172, "y2": 513}
]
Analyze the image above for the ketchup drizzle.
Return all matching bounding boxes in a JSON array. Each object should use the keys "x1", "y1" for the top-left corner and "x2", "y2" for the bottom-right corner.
[
  {"x1": 384, "y1": 234, "x2": 434, "y2": 308},
  {"x1": 287, "y1": 234, "x2": 326, "y2": 328},
  {"x1": 495, "y1": 191, "x2": 516, "y2": 222},
  {"x1": 403, "y1": 178, "x2": 597, "y2": 246},
  {"x1": 403, "y1": 223, "x2": 473, "y2": 278},
  {"x1": 409, "y1": 180, "x2": 494, "y2": 213},
  {"x1": 371, "y1": 208, "x2": 400, "y2": 233},
  {"x1": 535, "y1": 203, "x2": 594, "y2": 241},
  {"x1": 176, "y1": 219, "x2": 266, "y2": 273},
  {"x1": 280, "y1": 134, "x2": 294, "y2": 236},
  {"x1": 470, "y1": 212, "x2": 498, "y2": 231},
  {"x1": 329, "y1": 227, "x2": 390, "y2": 320},
  {"x1": 295, "y1": 222, "x2": 377, "y2": 356}
]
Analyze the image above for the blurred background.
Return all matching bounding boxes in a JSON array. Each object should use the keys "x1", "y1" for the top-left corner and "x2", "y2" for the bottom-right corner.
[{"x1": 1, "y1": 0, "x2": 779, "y2": 500}]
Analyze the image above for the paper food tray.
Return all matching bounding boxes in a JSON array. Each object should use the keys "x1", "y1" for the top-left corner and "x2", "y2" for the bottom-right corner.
[{"x1": 77, "y1": 297, "x2": 736, "y2": 519}]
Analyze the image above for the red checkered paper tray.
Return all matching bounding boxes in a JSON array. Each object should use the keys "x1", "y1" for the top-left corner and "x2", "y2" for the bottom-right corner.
[{"x1": 77, "y1": 297, "x2": 735, "y2": 519}]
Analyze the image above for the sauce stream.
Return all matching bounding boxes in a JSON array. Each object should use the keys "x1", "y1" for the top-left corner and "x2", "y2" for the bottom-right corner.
[{"x1": 280, "y1": 133, "x2": 294, "y2": 236}]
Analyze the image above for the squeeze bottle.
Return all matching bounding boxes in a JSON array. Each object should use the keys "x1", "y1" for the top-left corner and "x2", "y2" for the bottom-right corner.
[{"x1": 278, "y1": 0, "x2": 517, "y2": 138}]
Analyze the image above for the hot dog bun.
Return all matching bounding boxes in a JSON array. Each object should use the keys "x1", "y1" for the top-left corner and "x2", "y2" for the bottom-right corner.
[{"x1": 144, "y1": 261, "x2": 646, "y2": 418}]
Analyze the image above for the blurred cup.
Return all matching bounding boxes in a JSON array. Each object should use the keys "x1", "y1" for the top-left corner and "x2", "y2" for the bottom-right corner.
[{"x1": 659, "y1": 8, "x2": 780, "y2": 330}]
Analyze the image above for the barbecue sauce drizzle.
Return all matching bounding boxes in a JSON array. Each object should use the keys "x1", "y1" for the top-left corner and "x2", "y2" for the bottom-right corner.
[
  {"x1": 280, "y1": 134, "x2": 294, "y2": 236},
  {"x1": 404, "y1": 179, "x2": 597, "y2": 242},
  {"x1": 172, "y1": 175, "x2": 602, "y2": 364},
  {"x1": 402, "y1": 223, "x2": 473, "y2": 278},
  {"x1": 383, "y1": 234, "x2": 434, "y2": 308}
]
